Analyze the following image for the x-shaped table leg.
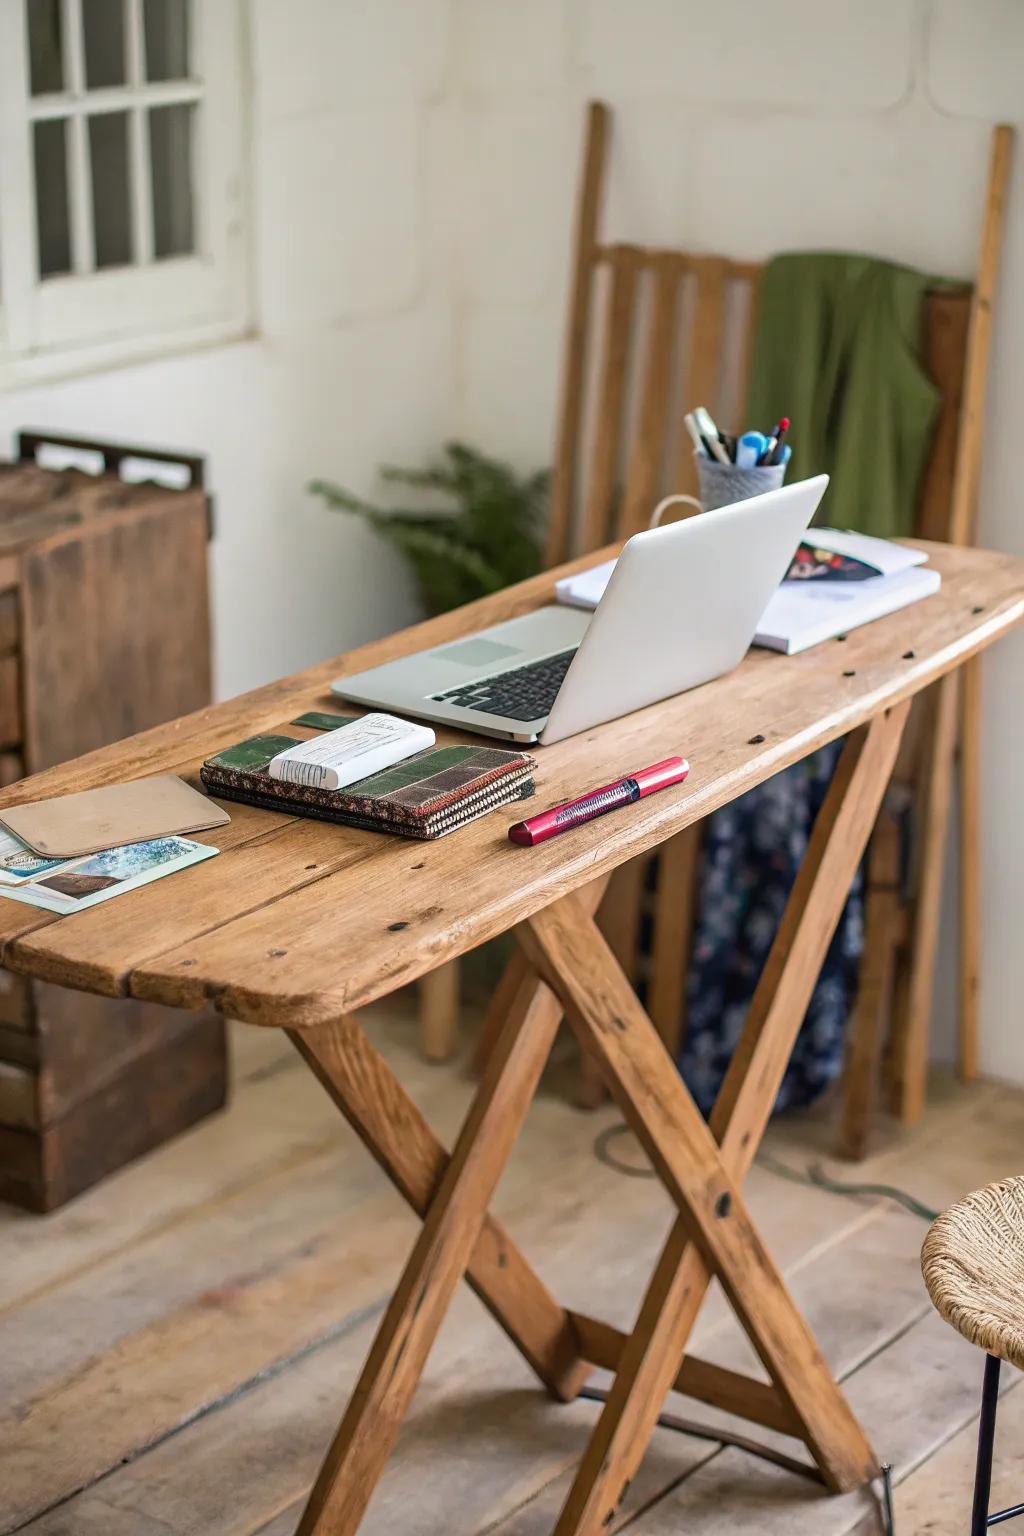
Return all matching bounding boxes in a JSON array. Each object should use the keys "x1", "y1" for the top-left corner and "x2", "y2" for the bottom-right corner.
[
  {"x1": 287, "y1": 705, "x2": 906, "y2": 1535},
  {"x1": 288, "y1": 878, "x2": 608, "y2": 1534},
  {"x1": 518, "y1": 704, "x2": 909, "y2": 1533}
]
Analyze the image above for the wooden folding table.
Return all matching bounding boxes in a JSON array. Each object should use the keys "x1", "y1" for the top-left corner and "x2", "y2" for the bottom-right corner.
[{"x1": 1, "y1": 539, "x2": 1020, "y2": 1535}]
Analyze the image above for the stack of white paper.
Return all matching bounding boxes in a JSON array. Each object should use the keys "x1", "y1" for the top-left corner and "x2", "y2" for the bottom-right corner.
[{"x1": 555, "y1": 558, "x2": 617, "y2": 612}]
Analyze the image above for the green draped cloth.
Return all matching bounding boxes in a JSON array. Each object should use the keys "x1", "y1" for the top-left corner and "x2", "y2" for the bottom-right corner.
[{"x1": 745, "y1": 252, "x2": 944, "y2": 538}]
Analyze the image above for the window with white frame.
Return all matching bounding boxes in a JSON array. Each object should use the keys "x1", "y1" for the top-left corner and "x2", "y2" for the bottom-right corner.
[{"x1": 0, "y1": 0, "x2": 250, "y2": 383}]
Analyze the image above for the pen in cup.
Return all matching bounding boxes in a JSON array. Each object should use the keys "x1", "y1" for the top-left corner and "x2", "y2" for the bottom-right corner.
[
  {"x1": 759, "y1": 417, "x2": 790, "y2": 465},
  {"x1": 736, "y1": 431, "x2": 767, "y2": 469}
]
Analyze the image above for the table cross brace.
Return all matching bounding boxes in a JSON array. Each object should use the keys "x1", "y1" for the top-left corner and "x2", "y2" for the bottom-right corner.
[{"x1": 289, "y1": 703, "x2": 908, "y2": 1536}]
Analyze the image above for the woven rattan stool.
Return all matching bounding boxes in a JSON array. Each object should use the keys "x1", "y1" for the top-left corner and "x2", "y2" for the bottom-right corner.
[{"x1": 922, "y1": 1177, "x2": 1024, "y2": 1534}]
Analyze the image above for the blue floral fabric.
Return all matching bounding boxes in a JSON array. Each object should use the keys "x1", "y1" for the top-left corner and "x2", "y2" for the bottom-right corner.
[{"x1": 678, "y1": 741, "x2": 863, "y2": 1117}]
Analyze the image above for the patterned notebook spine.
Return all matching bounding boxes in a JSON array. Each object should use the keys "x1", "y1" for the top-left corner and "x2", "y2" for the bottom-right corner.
[{"x1": 204, "y1": 771, "x2": 535, "y2": 840}]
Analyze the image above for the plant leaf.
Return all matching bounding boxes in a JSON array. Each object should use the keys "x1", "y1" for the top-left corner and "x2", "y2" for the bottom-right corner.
[{"x1": 309, "y1": 444, "x2": 549, "y2": 613}]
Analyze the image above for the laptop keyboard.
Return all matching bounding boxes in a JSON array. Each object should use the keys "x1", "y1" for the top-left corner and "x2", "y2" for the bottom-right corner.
[{"x1": 431, "y1": 647, "x2": 578, "y2": 721}]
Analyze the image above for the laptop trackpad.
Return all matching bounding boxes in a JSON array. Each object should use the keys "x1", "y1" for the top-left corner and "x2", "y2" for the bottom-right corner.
[{"x1": 432, "y1": 638, "x2": 522, "y2": 666}]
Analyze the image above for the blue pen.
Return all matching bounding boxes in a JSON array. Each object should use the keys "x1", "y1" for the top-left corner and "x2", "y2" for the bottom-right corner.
[
  {"x1": 736, "y1": 432, "x2": 766, "y2": 470},
  {"x1": 781, "y1": 443, "x2": 792, "y2": 465}
]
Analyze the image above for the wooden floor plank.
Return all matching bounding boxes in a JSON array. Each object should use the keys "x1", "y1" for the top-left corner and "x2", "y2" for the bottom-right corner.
[
  {"x1": 628, "y1": 1309, "x2": 1006, "y2": 1535},
  {"x1": 5, "y1": 1130, "x2": 1000, "y2": 1536},
  {"x1": 2, "y1": 1131, "x2": 637, "y2": 1531},
  {"x1": 480, "y1": 1208, "x2": 929, "y2": 1536},
  {"x1": 855, "y1": 1368, "x2": 1024, "y2": 1535},
  {"x1": 0, "y1": 1012, "x2": 427, "y2": 1315},
  {"x1": 4, "y1": 1002, "x2": 1019, "y2": 1536},
  {"x1": 8, "y1": 1186, "x2": 931, "y2": 1536},
  {"x1": 7, "y1": 1239, "x2": 658, "y2": 1535},
  {"x1": 0, "y1": 1061, "x2": 633, "y2": 1527}
]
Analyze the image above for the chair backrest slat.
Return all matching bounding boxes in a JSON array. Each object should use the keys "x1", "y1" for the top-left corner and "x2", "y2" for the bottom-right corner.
[
  {"x1": 620, "y1": 253, "x2": 681, "y2": 538},
  {"x1": 674, "y1": 256, "x2": 728, "y2": 499},
  {"x1": 948, "y1": 122, "x2": 1014, "y2": 547},
  {"x1": 735, "y1": 265, "x2": 762, "y2": 425},
  {"x1": 580, "y1": 245, "x2": 642, "y2": 551},
  {"x1": 547, "y1": 101, "x2": 610, "y2": 568},
  {"x1": 917, "y1": 290, "x2": 972, "y2": 545}
]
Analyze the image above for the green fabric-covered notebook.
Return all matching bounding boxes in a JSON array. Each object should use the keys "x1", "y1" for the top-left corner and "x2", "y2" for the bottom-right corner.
[{"x1": 200, "y1": 732, "x2": 536, "y2": 840}]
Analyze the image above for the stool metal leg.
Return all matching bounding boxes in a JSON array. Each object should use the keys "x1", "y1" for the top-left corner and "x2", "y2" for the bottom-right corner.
[{"x1": 972, "y1": 1354, "x2": 1001, "y2": 1536}]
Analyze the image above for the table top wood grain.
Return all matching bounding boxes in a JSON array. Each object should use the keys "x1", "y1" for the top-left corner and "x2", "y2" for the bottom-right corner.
[{"x1": 0, "y1": 538, "x2": 1020, "y2": 1028}]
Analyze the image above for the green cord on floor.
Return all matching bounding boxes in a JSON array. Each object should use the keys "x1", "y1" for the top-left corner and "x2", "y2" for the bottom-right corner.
[
  {"x1": 756, "y1": 1150, "x2": 941, "y2": 1223},
  {"x1": 593, "y1": 1123, "x2": 941, "y2": 1223}
]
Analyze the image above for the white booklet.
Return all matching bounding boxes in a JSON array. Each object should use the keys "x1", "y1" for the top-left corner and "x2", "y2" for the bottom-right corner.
[
  {"x1": 0, "y1": 829, "x2": 218, "y2": 913},
  {"x1": 755, "y1": 564, "x2": 941, "y2": 654},
  {"x1": 267, "y1": 713, "x2": 435, "y2": 791},
  {"x1": 554, "y1": 528, "x2": 940, "y2": 655}
]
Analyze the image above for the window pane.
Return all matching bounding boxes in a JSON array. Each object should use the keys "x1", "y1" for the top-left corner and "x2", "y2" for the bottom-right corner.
[
  {"x1": 83, "y1": 0, "x2": 126, "y2": 89},
  {"x1": 149, "y1": 104, "x2": 194, "y2": 258},
  {"x1": 27, "y1": 0, "x2": 64, "y2": 95},
  {"x1": 89, "y1": 112, "x2": 132, "y2": 268},
  {"x1": 143, "y1": 0, "x2": 189, "y2": 80},
  {"x1": 33, "y1": 118, "x2": 72, "y2": 276}
]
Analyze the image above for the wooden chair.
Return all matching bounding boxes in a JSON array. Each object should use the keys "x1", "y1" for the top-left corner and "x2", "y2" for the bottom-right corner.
[{"x1": 475, "y1": 101, "x2": 1012, "y2": 1134}]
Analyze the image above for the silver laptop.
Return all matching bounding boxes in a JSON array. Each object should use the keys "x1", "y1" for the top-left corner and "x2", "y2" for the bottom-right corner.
[{"x1": 333, "y1": 475, "x2": 828, "y2": 747}]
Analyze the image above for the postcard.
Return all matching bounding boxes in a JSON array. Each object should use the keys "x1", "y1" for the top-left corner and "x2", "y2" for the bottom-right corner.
[
  {"x1": 0, "y1": 834, "x2": 218, "y2": 913},
  {"x1": 0, "y1": 828, "x2": 67, "y2": 882}
]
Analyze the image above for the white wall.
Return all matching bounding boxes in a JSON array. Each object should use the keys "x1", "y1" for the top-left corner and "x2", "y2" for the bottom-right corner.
[{"x1": 1, "y1": 0, "x2": 1022, "y2": 1079}]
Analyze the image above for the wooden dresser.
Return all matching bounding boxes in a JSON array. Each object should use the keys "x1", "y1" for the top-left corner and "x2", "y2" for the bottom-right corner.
[{"x1": 0, "y1": 434, "x2": 226, "y2": 1211}]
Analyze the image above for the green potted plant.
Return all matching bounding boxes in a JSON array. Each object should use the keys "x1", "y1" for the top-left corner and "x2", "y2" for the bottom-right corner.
[{"x1": 310, "y1": 441, "x2": 548, "y2": 615}]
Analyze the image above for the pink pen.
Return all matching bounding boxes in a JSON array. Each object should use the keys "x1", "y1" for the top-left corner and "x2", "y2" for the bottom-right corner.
[{"x1": 507, "y1": 757, "x2": 689, "y2": 847}]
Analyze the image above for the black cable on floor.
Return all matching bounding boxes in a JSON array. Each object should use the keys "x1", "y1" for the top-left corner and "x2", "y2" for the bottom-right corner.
[
  {"x1": 575, "y1": 1384, "x2": 823, "y2": 1483},
  {"x1": 575, "y1": 1388, "x2": 898, "y2": 1533}
]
